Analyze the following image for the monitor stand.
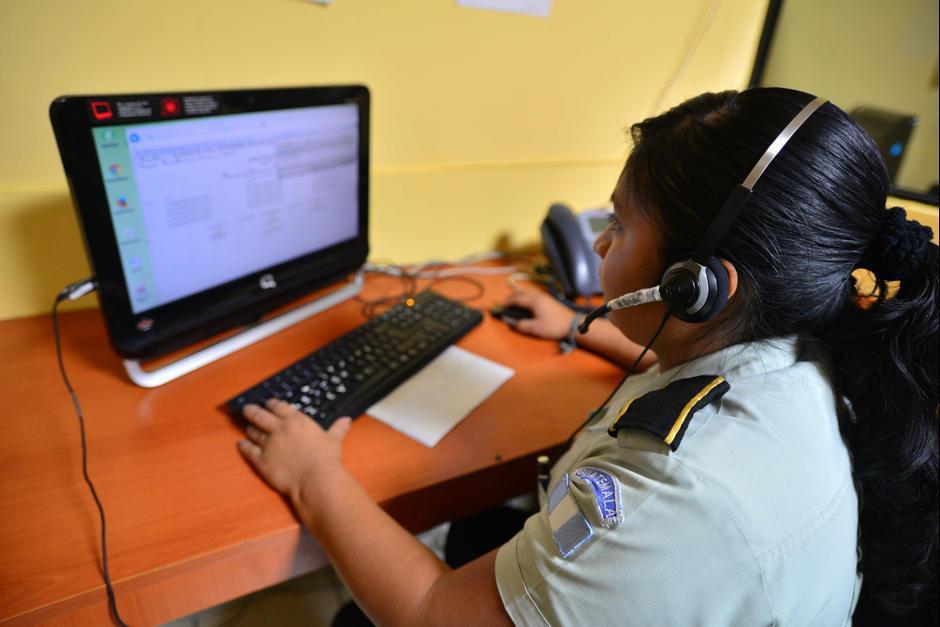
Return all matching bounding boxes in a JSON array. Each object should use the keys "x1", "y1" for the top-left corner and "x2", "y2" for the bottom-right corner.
[{"x1": 123, "y1": 272, "x2": 364, "y2": 388}]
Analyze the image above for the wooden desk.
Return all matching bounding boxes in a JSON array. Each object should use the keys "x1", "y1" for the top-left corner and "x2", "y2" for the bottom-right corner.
[{"x1": 0, "y1": 273, "x2": 622, "y2": 625}]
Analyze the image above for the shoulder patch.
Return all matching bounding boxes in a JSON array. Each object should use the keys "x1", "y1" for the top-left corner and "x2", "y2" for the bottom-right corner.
[
  {"x1": 607, "y1": 375, "x2": 729, "y2": 450},
  {"x1": 547, "y1": 474, "x2": 593, "y2": 558},
  {"x1": 572, "y1": 467, "x2": 622, "y2": 528}
]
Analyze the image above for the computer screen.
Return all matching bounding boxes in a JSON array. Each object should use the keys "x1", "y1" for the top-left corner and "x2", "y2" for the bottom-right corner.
[
  {"x1": 91, "y1": 104, "x2": 360, "y2": 314},
  {"x1": 50, "y1": 85, "x2": 370, "y2": 359}
]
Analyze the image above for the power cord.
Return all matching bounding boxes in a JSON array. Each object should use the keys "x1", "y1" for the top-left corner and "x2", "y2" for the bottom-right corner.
[
  {"x1": 358, "y1": 252, "x2": 529, "y2": 318},
  {"x1": 355, "y1": 261, "x2": 419, "y2": 318},
  {"x1": 53, "y1": 278, "x2": 130, "y2": 627}
]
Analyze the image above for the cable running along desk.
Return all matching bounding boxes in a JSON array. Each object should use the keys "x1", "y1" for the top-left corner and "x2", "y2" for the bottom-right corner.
[{"x1": 0, "y1": 272, "x2": 622, "y2": 625}]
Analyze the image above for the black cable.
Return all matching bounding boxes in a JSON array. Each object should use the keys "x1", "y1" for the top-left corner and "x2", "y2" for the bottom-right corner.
[
  {"x1": 426, "y1": 274, "x2": 486, "y2": 302},
  {"x1": 355, "y1": 265, "x2": 418, "y2": 319},
  {"x1": 358, "y1": 263, "x2": 492, "y2": 317},
  {"x1": 563, "y1": 310, "x2": 672, "y2": 450},
  {"x1": 52, "y1": 293, "x2": 130, "y2": 627}
]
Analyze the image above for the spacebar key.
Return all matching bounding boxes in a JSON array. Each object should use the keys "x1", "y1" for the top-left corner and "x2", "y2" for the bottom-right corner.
[{"x1": 332, "y1": 368, "x2": 394, "y2": 418}]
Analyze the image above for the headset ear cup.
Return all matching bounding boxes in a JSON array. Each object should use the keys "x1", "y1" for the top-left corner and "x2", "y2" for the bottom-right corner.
[
  {"x1": 698, "y1": 256, "x2": 730, "y2": 321},
  {"x1": 667, "y1": 256, "x2": 730, "y2": 323},
  {"x1": 661, "y1": 257, "x2": 731, "y2": 323}
]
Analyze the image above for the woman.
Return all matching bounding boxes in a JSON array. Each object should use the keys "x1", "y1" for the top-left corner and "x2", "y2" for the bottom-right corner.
[{"x1": 238, "y1": 88, "x2": 938, "y2": 625}]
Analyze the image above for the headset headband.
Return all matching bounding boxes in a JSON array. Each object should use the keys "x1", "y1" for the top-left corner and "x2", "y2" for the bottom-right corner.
[
  {"x1": 579, "y1": 95, "x2": 830, "y2": 334},
  {"x1": 690, "y1": 96, "x2": 828, "y2": 265}
]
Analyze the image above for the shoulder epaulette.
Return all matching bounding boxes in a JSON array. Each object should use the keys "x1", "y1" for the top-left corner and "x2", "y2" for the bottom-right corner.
[{"x1": 607, "y1": 375, "x2": 729, "y2": 451}]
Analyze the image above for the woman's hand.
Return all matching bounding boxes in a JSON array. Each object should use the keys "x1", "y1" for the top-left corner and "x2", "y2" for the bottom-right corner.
[
  {"x1": 503, "y1": 289, "x2": 576, "y2": 340},
  {"x1": 238, "y1": 399, "x2": 352, "y2": 503},
  {"x1": 237, "y1": 402, "x2": 512, "y2": 627}
]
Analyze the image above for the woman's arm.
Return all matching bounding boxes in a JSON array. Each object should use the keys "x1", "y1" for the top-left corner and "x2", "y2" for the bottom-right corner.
[
  {"x1": 503, "y1": 289, "x2": 657, "y2": 370},
  {"x1": 238, "y1": 399, "x2": 513, "y2": 627}
]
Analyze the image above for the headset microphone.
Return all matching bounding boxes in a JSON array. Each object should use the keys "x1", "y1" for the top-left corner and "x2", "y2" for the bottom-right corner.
[
  {"x1": 577, "y1": 266, "x2": 704, "y2": 333},
  {"x1": 578, "y1": 96, "x2": 828, "y2": 336}
]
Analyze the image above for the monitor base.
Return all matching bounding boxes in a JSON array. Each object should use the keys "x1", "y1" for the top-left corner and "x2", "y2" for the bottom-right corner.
[{"x1": 123, "y1": 272, "x2": 364, "y2": 388}]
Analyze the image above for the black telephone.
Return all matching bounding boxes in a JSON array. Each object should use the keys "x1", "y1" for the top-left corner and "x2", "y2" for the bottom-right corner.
[{"x1": 540, "y1": 203, "x2": 611, "y2": 298}]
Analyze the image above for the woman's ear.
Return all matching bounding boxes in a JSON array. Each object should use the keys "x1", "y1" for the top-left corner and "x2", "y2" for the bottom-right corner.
[{"x1": 719, "y1": 258, "x2": 738, "y2": 300}]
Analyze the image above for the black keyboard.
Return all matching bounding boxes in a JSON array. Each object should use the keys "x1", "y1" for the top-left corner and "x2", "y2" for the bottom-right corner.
[{"x1": 226, "y1": 290, "x2": 483, "y2": 428}]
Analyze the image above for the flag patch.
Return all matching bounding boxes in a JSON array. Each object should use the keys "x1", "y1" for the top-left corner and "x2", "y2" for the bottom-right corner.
[{"x1": 547, "y1": 474, "x2": 593, "y2": 558}]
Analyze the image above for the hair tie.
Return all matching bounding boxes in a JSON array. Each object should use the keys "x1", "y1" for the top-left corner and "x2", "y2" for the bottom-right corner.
[{"x1": 860, "y1": 207, "x2": 933, "y2": 281}]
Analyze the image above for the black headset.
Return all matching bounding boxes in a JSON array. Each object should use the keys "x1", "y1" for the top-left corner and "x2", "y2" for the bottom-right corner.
[{"x1": 579, "y1": 96, "x2": 828, "y2": 333}]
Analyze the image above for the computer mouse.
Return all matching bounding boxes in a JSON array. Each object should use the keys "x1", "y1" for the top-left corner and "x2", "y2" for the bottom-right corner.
[{"x1": 489, "y1": 304, "x2": 535, "y2": 322}]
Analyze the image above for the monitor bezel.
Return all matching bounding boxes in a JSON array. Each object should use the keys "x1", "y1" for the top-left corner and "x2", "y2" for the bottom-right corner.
[{"x1": 50, "y1": 85, "x2": 370, "y2": 359}]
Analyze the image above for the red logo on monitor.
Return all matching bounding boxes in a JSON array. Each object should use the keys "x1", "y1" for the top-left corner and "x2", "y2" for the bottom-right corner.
[
  {"x1": 160, "y1": 97, "x2": 181, "y2": 116},
  {"x1": 90, "y1": 101, "x2": 113, "y2": 121}
]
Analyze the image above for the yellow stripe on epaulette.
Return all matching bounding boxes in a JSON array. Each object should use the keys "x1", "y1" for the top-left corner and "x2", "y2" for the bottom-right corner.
[
  {"x1": 608, "y1": 397, "x2": 638, "y2": 434},
  {"x1": 607, "y1": 375, "x2": 730, "y2": 451},
  {"x1": 664, "y1": 376, "x2": 727, "y2": 446}
]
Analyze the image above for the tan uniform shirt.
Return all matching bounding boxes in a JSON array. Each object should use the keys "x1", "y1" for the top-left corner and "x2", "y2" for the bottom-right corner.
[{"x1": 496, "y1": 336, "x2": 861, "y2": 626}]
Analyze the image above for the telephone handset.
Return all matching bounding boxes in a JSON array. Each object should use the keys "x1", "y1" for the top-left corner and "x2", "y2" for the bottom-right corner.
[{"x1": 540, "y1": 203, "x2": 611, "y2": 298}]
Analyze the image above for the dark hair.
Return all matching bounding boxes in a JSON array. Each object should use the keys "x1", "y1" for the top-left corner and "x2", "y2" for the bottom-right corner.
[{"x1": 625, "y1": 88, "x2": 938, "y2": 619}]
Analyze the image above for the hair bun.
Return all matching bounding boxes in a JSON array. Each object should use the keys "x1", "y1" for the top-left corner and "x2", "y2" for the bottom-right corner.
[{"x1": 860, "y1": 206, "x2": 934, "y2": 280}]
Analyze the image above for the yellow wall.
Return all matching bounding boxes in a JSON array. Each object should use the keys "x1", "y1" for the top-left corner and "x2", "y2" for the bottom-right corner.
[
  {"x1": 762, "y1": 0, "x2": 939, "y2": 193},
  {"x1": 1, "y1": 0, "x2": 767, "y2": 320}
]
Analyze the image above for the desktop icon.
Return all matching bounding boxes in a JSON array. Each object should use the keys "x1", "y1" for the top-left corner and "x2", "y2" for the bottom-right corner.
[
  {"x1": 109, "y1": 163, "x2": 123, "y2": 176},
  {"x1": 160, "y1": 97, "x2": 181, "y2": 116},
  {"x1": 103, "y1": 129, "x2": 115, "y2": 141},
  {"x1": 129, "y1": 133, "x2": 140, "y2": 143},
  {"x1": 115, "y1": 196, "x2": 129, "y2": 209},
  {"x1": 90, "y1": 101, "x2": 113, "y2": 121}
]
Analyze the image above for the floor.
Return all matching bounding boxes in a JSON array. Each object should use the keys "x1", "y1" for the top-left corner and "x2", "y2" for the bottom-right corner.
[{"x1": 161, "y1": 522, "x2": 451, "y2": 627}]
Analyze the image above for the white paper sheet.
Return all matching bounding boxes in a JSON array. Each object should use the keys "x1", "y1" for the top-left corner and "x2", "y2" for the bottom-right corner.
[
  {"x1": 367, "y1": 346, "x2": 515, "y2": 447},
  {"x1": 457, "y1": 0, "x2": 552, "y2": 18}
]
